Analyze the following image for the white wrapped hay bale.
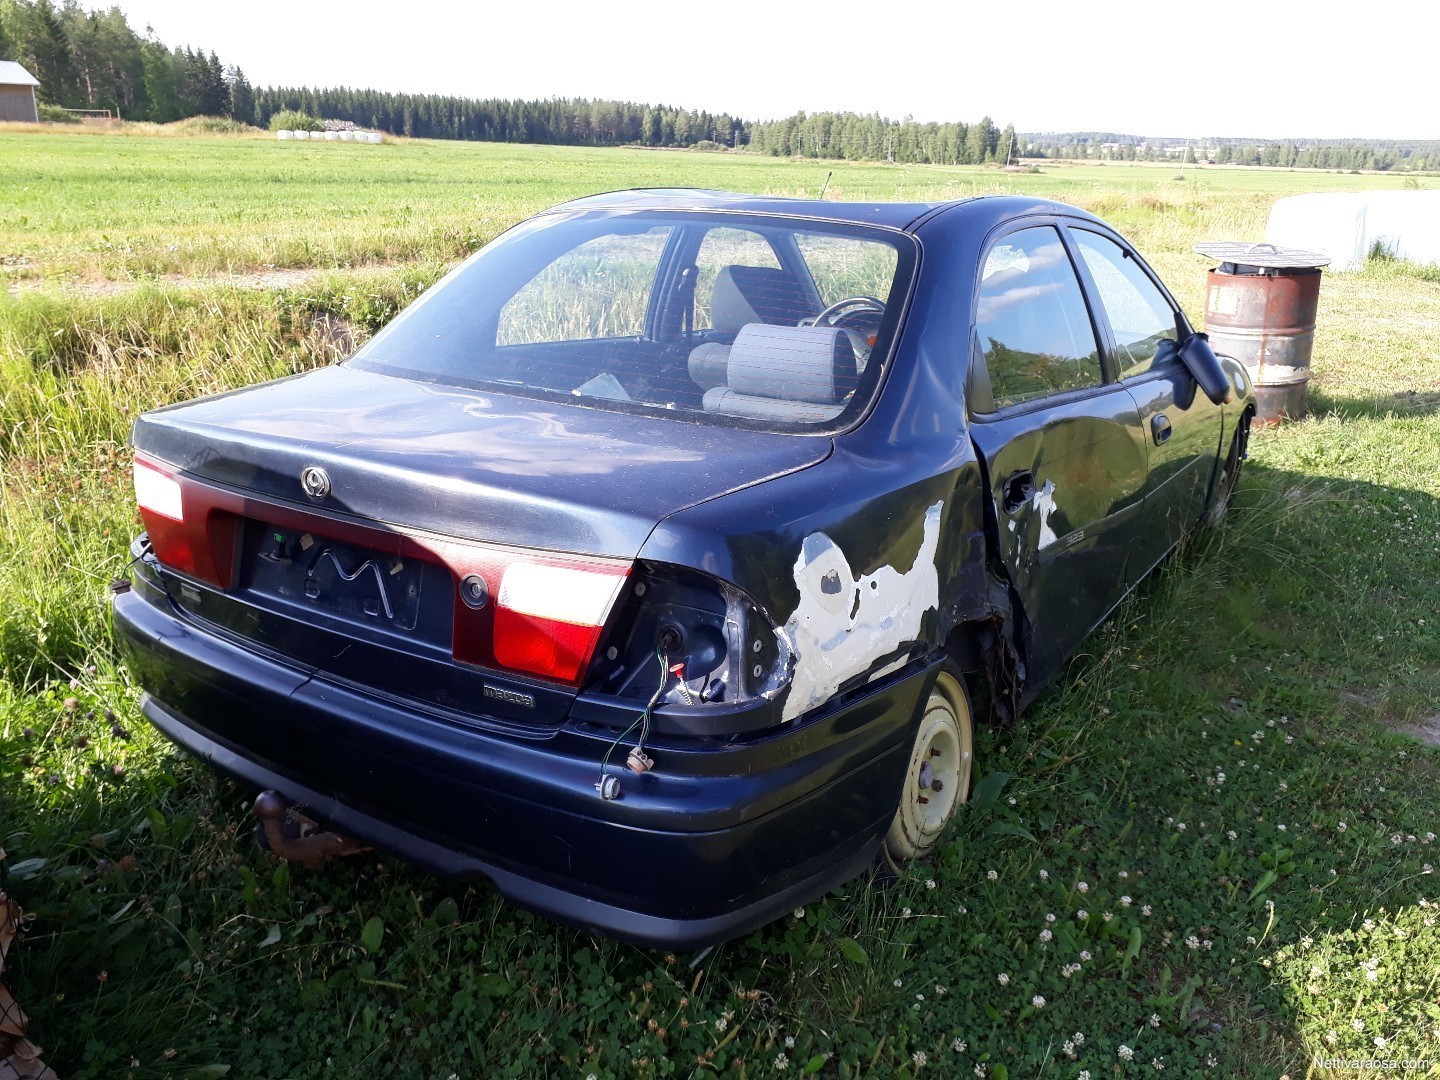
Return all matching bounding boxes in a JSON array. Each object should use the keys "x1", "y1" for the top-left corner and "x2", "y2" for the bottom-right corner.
[
  {"x1": 368, "y1": 132, "x2": 383, "y2": 144},
  {"x1": 294, "y1": 129, "x2": 310, "y2": 141},
  {"x1": 1266, "y1": 193, "x2": 1368, "y2": 271},
  {"x1": 1363, "y1": 191, "x2": 1440, "y2": 266},
  {"x1": 323, "y1": 130, "x2": 338, "y2": 141},
  {"x1": 276, "y1": 129, "x2": 294, "y2": 140},
  {"x1": 339, "y1": 130, "x2": 354, "y2": 141}
]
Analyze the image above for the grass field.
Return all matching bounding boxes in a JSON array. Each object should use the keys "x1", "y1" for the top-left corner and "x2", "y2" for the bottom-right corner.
[{"x1": 2, "y1": 129, "x2": 1440, "y2": 1079}]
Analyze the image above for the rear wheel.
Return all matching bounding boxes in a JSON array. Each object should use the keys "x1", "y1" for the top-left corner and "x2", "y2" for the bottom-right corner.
[{"x1": 882, "y1": 670, "x2": 974, "y2": 872}]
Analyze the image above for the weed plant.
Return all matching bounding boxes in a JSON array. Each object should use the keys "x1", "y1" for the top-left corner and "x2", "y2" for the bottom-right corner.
[{"x1": 1, "y1": 135, "x2": 1438, "y2": 1078}]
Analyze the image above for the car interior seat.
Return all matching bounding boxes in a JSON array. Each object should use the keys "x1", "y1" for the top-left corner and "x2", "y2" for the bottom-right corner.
[
  {"x1": 688, "y1": 265, "x2": 818, "y2": 392},
  {"x1": 701, "y1": 323, "x2": 858, "y2": 423}
]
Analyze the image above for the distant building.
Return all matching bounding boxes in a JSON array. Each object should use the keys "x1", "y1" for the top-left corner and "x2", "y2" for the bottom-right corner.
[{"x1": 0, "y1": 61, "x2": 40, "y2": 123}]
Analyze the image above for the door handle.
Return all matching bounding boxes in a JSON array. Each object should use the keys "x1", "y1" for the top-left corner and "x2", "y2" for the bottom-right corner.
[
  {"x1": 1151, "y1": 414, "x2": 1172, "y2": 445},
  {"x1": 1002, "y1": 470, "x2": 1035, "y2": 514}
]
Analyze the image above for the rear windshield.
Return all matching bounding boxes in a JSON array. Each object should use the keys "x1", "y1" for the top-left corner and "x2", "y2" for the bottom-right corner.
[{"x1": 348, "y1": 209, "x2": 914, "y2": 432}]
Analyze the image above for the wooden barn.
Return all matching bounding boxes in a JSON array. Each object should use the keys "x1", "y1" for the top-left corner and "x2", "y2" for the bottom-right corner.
[{"x1": 0, "y1": 61, "x2": 40, "y2": 123}]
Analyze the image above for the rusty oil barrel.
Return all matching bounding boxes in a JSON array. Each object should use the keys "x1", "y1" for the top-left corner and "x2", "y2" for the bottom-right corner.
[{"x1": 1194, "y1": 242, "x2": 1329, "y2": 424}]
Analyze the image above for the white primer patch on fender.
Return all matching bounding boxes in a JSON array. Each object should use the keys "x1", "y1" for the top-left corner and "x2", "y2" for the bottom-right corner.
[
  {"x1": 781, "y1": 501, "x2": 943, "y2": 722},
  {"x1": 1031, "y1": 479, "x2": 1059, "y2": 550}
]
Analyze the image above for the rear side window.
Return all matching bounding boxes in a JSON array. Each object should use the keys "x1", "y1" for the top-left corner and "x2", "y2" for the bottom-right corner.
[
  {"x1": 975, "y1": 227, "x2": 1102, "y2": 409},
  {"x1": 1072, "y1": 230, "x2": 1180, "y2": 378}
]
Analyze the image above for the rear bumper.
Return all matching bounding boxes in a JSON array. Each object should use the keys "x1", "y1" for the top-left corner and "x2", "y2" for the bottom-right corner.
[{"x1": 113, "y1": 579, "x2": 931, "y2": 949}]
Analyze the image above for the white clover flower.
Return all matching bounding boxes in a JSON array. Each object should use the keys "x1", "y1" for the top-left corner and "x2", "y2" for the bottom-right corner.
[
  {"x1": 1176, "y1": 822, "x2": 1186, "y2": 831},
  {"x1": 935, "y1": 985, "x2": 947, "y2": 995},
  {"x1": 902, "y1": 907, "x2": 913, "y2": 918},
  {"x1": 1142, "y1": 905, "x2": 1153, "y2": 916},
  {"x1": 1079, "y1": 950, "x2": 1092, "y2": 961},
  {"x1": 785, "y1": 1035, "x2": 795, "y2": 1049},
  {"x1": 1277, "y1": 824, "x2": 1287, "y2": 832},
  {"x1": 951, "y1": 1038, "x2": 966, "y2": 1053},
  {"x1": 1073, "y1": 1033, "x2": 1085, "y2": 1046},
  {"x1": 1121, "y1": 895, "x2": 1132, "y2": 906},
  {"x1": 1246, "y1": 935, "x2": 1257, "y2": 945},
  {"x1": 1007, "y1": 796, "x2": 1016, "y2": 805},
  {"x1": 912, "y1": 1051, "x2": 927, "y2": 1068},
  {"x1": 1149, "y1": 1013, "x2": 1161, "y2": 1027},
  {"x1": 1046, "y1": 912, "x2": 1057, "y2": 923},
  {"x1": 1119, "y1": 1045, "x2": 1135, "y2": 1061},
  {"x1": 1206, "y1": 1055, "x2": 1217, "y2": 1067},
  {"x1": 794, "y1": 907, "x2": 805, "y2": 919},
  {"x1": 1079, "y1": 1072, "x2": 1091, "y2": 1080},
  {"x1": 1337, "y1": 821, "x2": 1346, "y2": 832},
  {"x1": 974, "y1": 1065, "x2": 987, "y2": 1078},
  {"x1": 986, "y1": 869, "x2": 998, "y2": 881},
  {"x1": 1152, "y1": 1058, "x2": 1164, "y2": 1070},
  {"x1": 1031, "y1": 995, "x2": 1046, "y2": 1008},
  {"x1": 1039, "y1": 869, "x2": 1049, "y2": 880},
  {"x1": 1374, "y1": 1037, "x2": 1386, "y2": 1049},
  {"x1": 1077, "y1": 881, "x2": 1090, "y2": 893},
  {"x1": 715, "y1": 1016, "x2": 728, "y2": 1032},
  {"x1": 1077, "y1": 909, "x2": 1089, "y2": 920},
  {"x1": 1118, "y1": 870, "x2": 1129, "y2": 878},
  {"x1": 1061, "y1": 963, "x2": 1079, "y2": 978},
  {"x1": 1103, "y1": 912, "x2": 1114, "y2": 922},
  {"x1": 1325, "y1": 1031, "x2": 1337, "y2": 1044},
  {"x1": 775, "y1": 1052, "x2": 789, "y2": 1071},
  {"x1": 1185, "y1": 935, "x2": 1200, "y2": 950},
  {"x1": 1063, "y1": 1040, "x2": 1076, "y2": 1059},
  {"x1": 1353, "y1": 1018, "x2": 1365, "y2": 1031},
  {"x1": 1226, "y1": 830, "x2": 1237, "y2": 840},
  {"x1": 1040, "y1": 928, "x2": 1053, "y2": 942},
  {"x1": 997, "y1": 972, "x2": 1009, "y2": 985},
  {"x1": 916, "y1": 993, "x2": 925, "y2": 1002},
  {"x1": 894, "y1": 978, "x2": 903, "y2": 987},
  {"x1": 925, "y1": 879, "x2": 937, "y2": 890}
]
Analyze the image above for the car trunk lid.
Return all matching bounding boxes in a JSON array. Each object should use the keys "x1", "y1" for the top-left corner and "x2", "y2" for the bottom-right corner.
[{"x1": 131, "y1": 365, "x2": 831, "y2": 725}]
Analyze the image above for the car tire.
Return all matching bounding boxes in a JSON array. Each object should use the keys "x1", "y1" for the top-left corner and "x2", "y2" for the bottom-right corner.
[
  {"x1": 881, "y1": 669, "x2": 974, "y2": 873},
  {"x1": 1205, "y1": 414, "x2": 1250, "y2": 525}
]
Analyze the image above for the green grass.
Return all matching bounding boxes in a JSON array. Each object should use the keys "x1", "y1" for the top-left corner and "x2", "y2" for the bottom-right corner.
[{"x1": 3, "y1": 132, "x2": 1440, "y2": 1079}]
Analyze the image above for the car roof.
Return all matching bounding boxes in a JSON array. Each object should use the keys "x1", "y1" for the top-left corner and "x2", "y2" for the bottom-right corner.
[{"x1": 549, "y1": 188, "x2": 1104, "y2": 234}]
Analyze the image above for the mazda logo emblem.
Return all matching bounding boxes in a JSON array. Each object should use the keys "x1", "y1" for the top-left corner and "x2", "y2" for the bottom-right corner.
[{"x1": 300, "y1": 466, "x2": 331, "y2": 500}]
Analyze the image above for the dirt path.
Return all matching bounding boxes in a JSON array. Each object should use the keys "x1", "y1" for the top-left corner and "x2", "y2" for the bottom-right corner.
[{"x1": 5, "y1": 265, "x2": 399, "y2": 298}]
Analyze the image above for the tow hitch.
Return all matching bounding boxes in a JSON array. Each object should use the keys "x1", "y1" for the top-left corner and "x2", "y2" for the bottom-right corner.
[{"x1": 252, "y1": 790, "x2": 371, "y2": 867}]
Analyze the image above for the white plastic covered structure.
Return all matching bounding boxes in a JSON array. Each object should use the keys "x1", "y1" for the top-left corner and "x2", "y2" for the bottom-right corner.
[{"x1": 1268, "y1": 191, "x2": 1440, "y2": 271}]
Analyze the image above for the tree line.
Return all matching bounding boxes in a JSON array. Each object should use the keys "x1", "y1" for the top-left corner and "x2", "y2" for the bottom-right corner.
[{"x1": 2, "y1": 0, "x2": 1434, "y2": 172}]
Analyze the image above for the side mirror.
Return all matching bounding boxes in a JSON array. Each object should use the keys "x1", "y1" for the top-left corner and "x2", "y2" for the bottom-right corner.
[{"x1": 1176, "y1": 333, "x2": 1233, "y2": 406}]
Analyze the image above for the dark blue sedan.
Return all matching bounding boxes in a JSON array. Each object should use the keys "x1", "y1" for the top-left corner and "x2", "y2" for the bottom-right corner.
[{"x1": 114, "y1": 189, "x2": 1253, "y2": 947}]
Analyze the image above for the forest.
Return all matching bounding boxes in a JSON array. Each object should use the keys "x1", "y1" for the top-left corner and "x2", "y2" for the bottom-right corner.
[{"x1": 2, "y1": 0, "x2": 1434, "y2": 171}]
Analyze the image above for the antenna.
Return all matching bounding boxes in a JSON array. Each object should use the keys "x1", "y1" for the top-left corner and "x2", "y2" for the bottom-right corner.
[{"x1": 818, "y1": 170, "x2": 833, "y2": 199}]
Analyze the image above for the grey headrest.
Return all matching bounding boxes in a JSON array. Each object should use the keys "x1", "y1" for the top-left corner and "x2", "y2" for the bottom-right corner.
[
  {"x1": 687, "y1": 341, "x2": 730, "y2": 391},
  {"x1": 712, "y1": 266, "x2": 815, "y2": 332},
  {"x1": 724, "y1": 324, "x2": 857, "y2": 404}
]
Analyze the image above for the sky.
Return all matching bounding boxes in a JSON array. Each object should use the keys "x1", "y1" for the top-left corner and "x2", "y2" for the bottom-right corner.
[{"x1": 95, "y1": 0, "x2": 1430, "y2": 140}]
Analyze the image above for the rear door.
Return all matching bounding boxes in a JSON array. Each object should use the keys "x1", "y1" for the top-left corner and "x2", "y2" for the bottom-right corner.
[
  {"x1": 1067, "y1": 227, "x2": 1225, "y2": 580},
  {"x1": 966, "y1": 224, "x2": 1149, "y2": 684}
]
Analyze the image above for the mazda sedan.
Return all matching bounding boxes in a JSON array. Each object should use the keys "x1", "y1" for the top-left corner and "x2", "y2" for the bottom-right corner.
[{"x1": 114, "y1": 189, "x2": 1253, "y2": 948}]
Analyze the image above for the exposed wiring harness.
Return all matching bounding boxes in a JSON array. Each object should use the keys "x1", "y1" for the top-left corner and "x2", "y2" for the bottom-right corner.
[{"x1": 594, "y1": 647, "x2": 667, "y2": 799}]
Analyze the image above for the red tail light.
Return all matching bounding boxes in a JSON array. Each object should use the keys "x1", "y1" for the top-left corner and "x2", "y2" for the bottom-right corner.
[
  {"x1": 134, "y1": 457, "x2": 235, "y2": 587},
  {"x1": 444, "y1": 546, "x2": 628, "y2": 685}
]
